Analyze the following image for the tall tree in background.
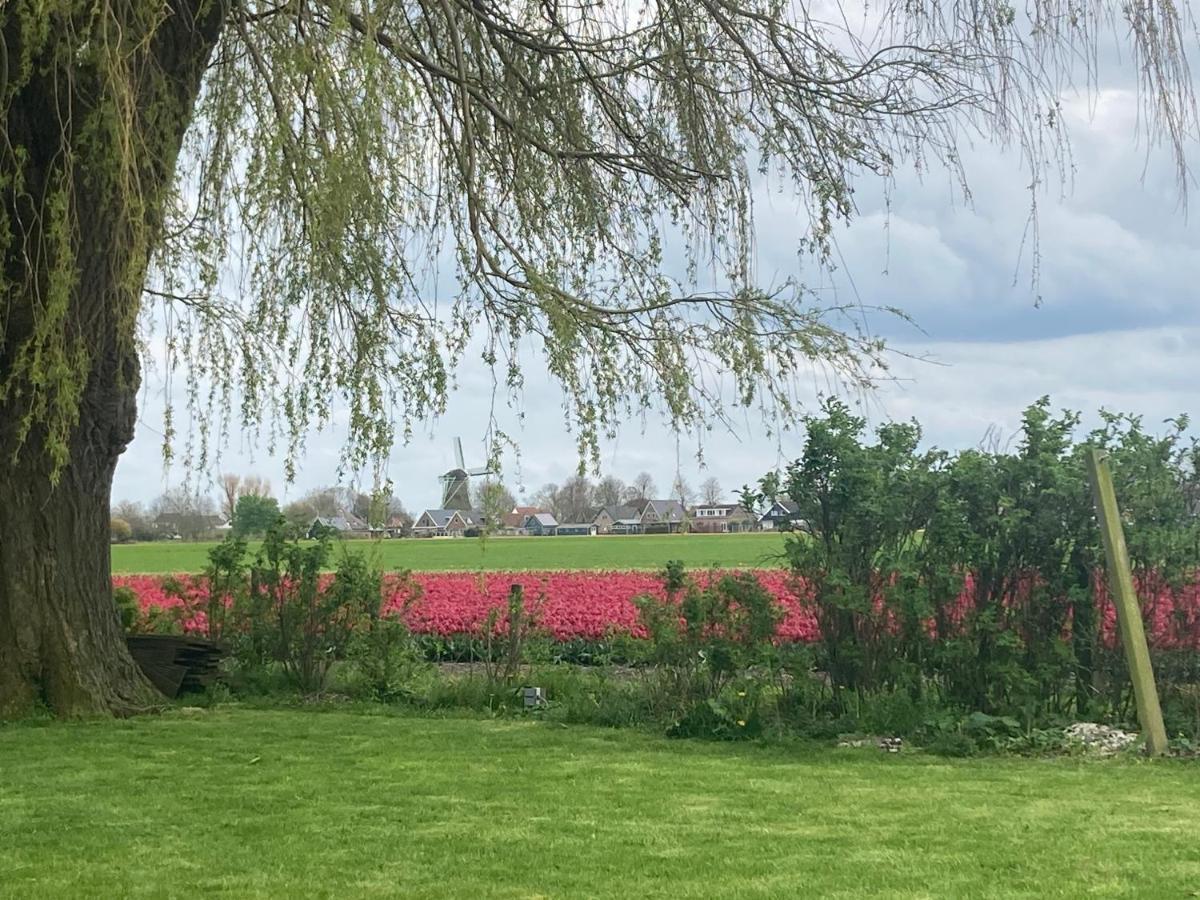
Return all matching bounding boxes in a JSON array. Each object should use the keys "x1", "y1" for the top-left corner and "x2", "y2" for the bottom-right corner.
[
  {"x1": 1, "y1": 1, "x2": 1195, "y2": 716},
  {"x1": 556, "y1": 475, "x2": 595, "y2": 523},
  {"x1": 475, "y1": 480, "x2": 518, "y2": 529},
  {"x1": 474, "y1": 481, "x2": 517, "y2": 517},
  {"x1": 700, "y1": 477, "x2": 723, "y2": 506},
  {"x1": 240, "y1": 476, "x2": 272, "y2": 499},
  {"x1": 218, "y1": 473, "x2": 272, "y2": 521},
  {"x1": 218, "y1": 474, "x2": 243, "y2": 522},
  {"x1": 629, "y1": 473, "x2": 658, "y2": 504},
  {"x1": 150, "y1": 488, "x2": 218, "y2": 540},
  {"x1": 110, "y1": 501, "x2": 157, "y2": 542},
  {"x1": 672, "y1": 475, "x2": 697, "y2": 508},
  {"x1": 529, "y1": 483, "x2": 559, "y2": 515},
  {"x1": 592, "y1": 476, "x2": 627, "y2": 510},
  {"x1": 152, "y1": 487, "x2": 217, "y2": 520}
]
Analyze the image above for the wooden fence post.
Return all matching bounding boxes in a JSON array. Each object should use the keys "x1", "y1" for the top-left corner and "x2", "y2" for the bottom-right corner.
[{"x1": 1085, "y1": 448, "x2": 1168, "y2": 756}]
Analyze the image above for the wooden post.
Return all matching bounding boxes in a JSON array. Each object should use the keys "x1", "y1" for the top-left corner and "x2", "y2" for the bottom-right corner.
[{"x1": 1085, "y1": 448, "x2": 1168, "y2": 756}]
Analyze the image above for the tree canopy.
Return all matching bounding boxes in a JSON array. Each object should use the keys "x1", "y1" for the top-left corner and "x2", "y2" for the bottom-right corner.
[
  {"x1": 9, "y1": 0, "x2": 1195, "y2": 484},
  {"x1": 231, "y1": 493, "x2": 283, "y2": 536}
]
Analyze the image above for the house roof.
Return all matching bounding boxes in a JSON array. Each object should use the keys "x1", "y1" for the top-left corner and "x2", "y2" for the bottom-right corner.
[
  {"x1": 311, "y1": 515, "x2": 364, "y2": 532},
  {"x1": 413, "y1": 509, "x2": 474, "y2": 529},
  {"x1": 525, "y1": 513, "x2": 558, "y2": 527},
  {"x1": 759, "y1": 499, "x2": 801, "y2": 519},
  {"x1": 557, "y1": 523, "x2": 596, "y2": 530},
  {"x1": 594, "y1": 504, "x2": 639, "y2": 522},
  {"x1": 641, "y1": 499, "x2": 686, "y2": 521},
  {"x1": 503, "y1": 505, "x2": 544, "y2": 528},
  {"x1": 690, "y1": 503, "x2": 752, "y2": 514}
]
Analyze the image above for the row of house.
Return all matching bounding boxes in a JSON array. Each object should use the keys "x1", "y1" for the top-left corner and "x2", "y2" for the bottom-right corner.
[
  {"x1": 153, "y1": 511, "x2": 410, "y2": 541},
  {"x1": 307, "y1": 513, "x2": 411, "y2": 539},
  {"x1": 410, "y1": 498, "x2": 803, "y2": 538},
  {"x1": 152, "y1": 497, "x2": 803, "y2": 541}
]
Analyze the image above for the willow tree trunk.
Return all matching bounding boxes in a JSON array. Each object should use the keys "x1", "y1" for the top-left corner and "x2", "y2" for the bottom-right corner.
[
  {"x1": 0, "y1": 2, "x2": 224, "y2": 717},
  {"x1": 0, "y1": 349, "x2": 155, "y2": 716}
]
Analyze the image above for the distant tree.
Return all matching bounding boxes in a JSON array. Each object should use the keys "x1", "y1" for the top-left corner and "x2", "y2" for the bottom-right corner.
[
  {"x1": 349, "y1": 490, "x2": 373, "y2": 523},
  {"x1": 111, "y1": 501, "x2": 157, "y2": 542},
  {"x1": 241, "y1": 475, "x2": 272, "y2": 498},
  {"x1": 153, "y1": 487, "x2": 216, "y2": 517},
  {"x1": 630, "y1": 472, "x2": 657, "y2": 502},
  {"x1": 385, "y1": 494, "x2": 414, "y2": 528},
  {"x1": 278, "y1": 484, "x2": 369, "y2": 527},
  {"x1": 217, "y1": 473, "x2": 271, "y2": 521},
  {"x1": 232, "y1": 494, "x2": 282, "y2": 537},
  {"x1": 530, "y1": 483, "x2": 559, "y2": 514},
  {"x1": 151, "y1": 488, "x2": 218, "y2": 540},
  {"x1": 218, "y1": 474, "x2": 242, "y2": 521},
  {"x1": 672, "y1": 476, "x2": 697, "y2": 507},
  {"x1": 364, "y1": 484, "x2": 407, "y2": 529},
  {"x1": 290, "y1": 486, "x2": 351, "y2": 518},
  {"x1": 109, "y1": 518, "x2": 133, "y2": 543},
  {"x1": 738, "y1": 471, "x2": 783, "y2": 515},
  {"x1": 592, "y1": 476, "x2": 626, "y2": 509},
  {"x1": 700, "y1": 477, "x2": 723, "y2": 505},
  {"x1": 476, "y1": 481, "x2": 517, "y2": 530},
  {"x1": 304, "y1": 488, "x2": 341, "y2": 518},
  {"x1": 556, "y1": 476, "x2": 595, "y2": 523},
  {"x1": 385, "y1": 502, "x2": 414, "y2": 536},
  {"x1": 528, "y1": 477, "x2": 594, "y2": 521},
  {"x1": 474, "y1": 481, "x2": 516, "y2": 516},
  {"x1": 281, "y1": 498, "x2": 319, "y2": 530}
]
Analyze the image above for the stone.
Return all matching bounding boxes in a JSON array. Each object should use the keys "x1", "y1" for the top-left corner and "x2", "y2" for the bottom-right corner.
[{"x1": 1065, "y1": 722, "x2": 1139, "y2": 756}]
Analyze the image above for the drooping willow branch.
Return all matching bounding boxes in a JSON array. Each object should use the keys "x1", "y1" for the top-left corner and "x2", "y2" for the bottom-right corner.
[{"x1": 2, "y1": 0, "x2": 1196, "y2": 483}]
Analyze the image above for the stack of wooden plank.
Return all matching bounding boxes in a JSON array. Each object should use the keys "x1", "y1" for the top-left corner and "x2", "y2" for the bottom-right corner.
[{"x1": 126, "y1": 635, "x2": 226, "y2": 698}]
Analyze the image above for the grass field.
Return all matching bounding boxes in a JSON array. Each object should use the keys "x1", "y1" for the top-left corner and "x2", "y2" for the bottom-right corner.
[
  {"x1": 2, "y1": 709, "x2": 1198, "y2": 898},
  {"x1": 111, "y1": 532, "x2": 790, "y2": 573}
]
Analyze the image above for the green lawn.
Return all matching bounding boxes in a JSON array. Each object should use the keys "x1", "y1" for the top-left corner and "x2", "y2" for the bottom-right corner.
[
  {"x1": 111, "y1": 532, "x2": 789, "y2": 573},
  {"x1": 2, "y1": 709, "x2": 1198, "y2": 898}
]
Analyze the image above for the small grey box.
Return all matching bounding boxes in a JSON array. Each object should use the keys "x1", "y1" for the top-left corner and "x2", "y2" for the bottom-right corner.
[{"x1": 522, "y1": 686, "x2": 546, "y2": 708}]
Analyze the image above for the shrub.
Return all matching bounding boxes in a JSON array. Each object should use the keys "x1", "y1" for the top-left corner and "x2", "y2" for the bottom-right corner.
[
  {"x1": 253, "y1": 525, "x2": 341, "y2": 693},
  {"x1": 742, "y1": 397, "x2": 1200, "y2": 732},
  {"x1": 110, "y1": 517, "x2": 133, "y2": 543},
  {"x1": 344, "y1": 570, "x2": 426, "y2": 701},
  {"x1": 113, "y1": 586, "x2": 139, "y2": 631},
  {"x1": 633, "y1": 563, "x2": 783, "y2": 737}
]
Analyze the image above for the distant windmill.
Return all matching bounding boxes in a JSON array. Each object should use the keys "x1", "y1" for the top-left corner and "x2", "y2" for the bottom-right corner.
[{"x1": 440, "y1": 437, "x2": 493, "y2": 511}]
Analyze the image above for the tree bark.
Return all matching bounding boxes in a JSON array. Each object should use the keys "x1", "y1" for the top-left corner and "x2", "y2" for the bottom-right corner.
[
  {"x1": 0, "y1": 351, "x2": 158, "y2": 717},
  {"x1": 0, "y1": 1, "x2": 225, "y2": 717}
]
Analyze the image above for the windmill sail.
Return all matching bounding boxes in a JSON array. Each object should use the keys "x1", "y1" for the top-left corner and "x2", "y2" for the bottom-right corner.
[
  {"x1": 441, "y1": 472, "x2": 471, "y2": 510},
  {"x1": 439, "y1": 437, "x2": 492, "y2": 512}
]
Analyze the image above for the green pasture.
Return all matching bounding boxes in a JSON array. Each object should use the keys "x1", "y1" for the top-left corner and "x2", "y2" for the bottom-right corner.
[
  {"x1": 2, "y1": 709, "x2": 1197, "y2": 898},
  {"x1": 110, "y1": 532, "x2": 790, "y2": 574}
]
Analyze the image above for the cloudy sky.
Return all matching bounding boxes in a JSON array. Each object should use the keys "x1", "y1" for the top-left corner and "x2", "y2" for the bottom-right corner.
[{"x1": 112, "y1": 65, "x2": 1200, "y2": 511}]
